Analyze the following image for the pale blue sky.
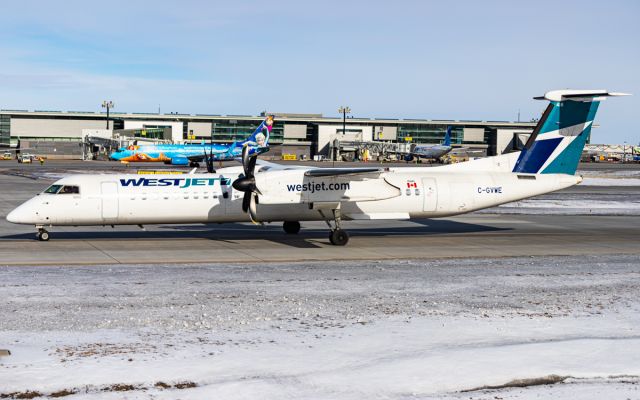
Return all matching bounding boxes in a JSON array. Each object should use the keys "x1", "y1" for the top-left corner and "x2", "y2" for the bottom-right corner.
[{"x1": 0, "y1": 0, "x2": 638, "y2": 143}]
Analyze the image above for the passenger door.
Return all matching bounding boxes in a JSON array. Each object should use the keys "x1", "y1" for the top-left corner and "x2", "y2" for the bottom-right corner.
[
  {"x1": 422, "y1": 178, "x2": 437, "y2": 212},
  {"x1": 101, "y1": 182, "x2": 119, "y2": 219}
]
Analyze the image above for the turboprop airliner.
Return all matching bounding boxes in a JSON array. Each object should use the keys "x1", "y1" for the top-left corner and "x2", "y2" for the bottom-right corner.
[
  {"x1": 109, "y1": 116, "x2": 272, "y2": 167},
  {"x1": 7, "y1": 90, "x2": 628, "y2": 245}
]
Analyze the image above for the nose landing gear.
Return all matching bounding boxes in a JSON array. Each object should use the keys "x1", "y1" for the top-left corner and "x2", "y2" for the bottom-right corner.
[{"x1": 36, "y1": 227, "x2": 50, "y2": 241}]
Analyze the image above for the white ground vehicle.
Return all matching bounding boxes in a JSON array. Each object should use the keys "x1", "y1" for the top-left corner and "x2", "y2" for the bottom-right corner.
[{"x1": 18, "y1": 154, "x2": 33, "y2": 163}]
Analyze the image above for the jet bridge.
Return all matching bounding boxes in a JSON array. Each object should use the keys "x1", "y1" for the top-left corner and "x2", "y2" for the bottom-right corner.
[{"x1": 333, "y1": 140, "x2": 411, "y2": 161}]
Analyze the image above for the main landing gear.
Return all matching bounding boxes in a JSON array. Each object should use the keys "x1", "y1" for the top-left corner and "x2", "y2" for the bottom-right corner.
[
  {"x1": 329, "y1": 229, "x2": 349, "y2": 246},
  {"x1": 36, "y1": 227, "x2": 50, "y2": 241},
  {"x1": 283, "y1": 221, "x2": 301, "y2": 234},
  {"x1": 323, "y1": 208, "x2": 349, "y2": 246}
]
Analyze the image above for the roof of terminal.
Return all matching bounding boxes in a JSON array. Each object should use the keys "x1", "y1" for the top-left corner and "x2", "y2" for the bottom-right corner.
[{"x1": 0, "y1": 109, "x2": 537, "y2": 127}]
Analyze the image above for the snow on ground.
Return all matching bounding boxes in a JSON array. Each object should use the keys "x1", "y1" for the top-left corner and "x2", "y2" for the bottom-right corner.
[
  {"x1": 487, "y1": 198, "x2": 640, "y2": 215},
  {"x1": 581, "y1": 177, "x2": 640, "y2": 186},
  {"x1": 1, "y1": 255, "x2": 639, "y2": 399},
  {"x1": 579, "y1": 169, "x2": 640, "y2": 186}
]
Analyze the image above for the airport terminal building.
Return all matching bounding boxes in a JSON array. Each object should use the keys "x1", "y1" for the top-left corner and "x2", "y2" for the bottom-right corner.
[{"x1": 0, "y1": 109, "x2": 537, "y2": 159}]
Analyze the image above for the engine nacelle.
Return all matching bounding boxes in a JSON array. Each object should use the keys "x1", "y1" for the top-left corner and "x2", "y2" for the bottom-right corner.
[{"x1": 255, "y1": 170, "x2": 401, "y2": 205}]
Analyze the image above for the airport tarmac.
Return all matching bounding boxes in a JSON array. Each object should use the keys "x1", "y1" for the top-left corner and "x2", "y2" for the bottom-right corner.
[
  {"x1": 1, "y1": 162, "x2": 639, "y2": 265},
  {"x1": 1, "y1": 162, "x2": 639, "y2": 399}
]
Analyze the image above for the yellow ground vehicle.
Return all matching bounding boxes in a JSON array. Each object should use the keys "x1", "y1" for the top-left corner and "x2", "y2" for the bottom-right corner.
[{"x1": 2, "y1": 152, "x2": 12, "y2": 160}]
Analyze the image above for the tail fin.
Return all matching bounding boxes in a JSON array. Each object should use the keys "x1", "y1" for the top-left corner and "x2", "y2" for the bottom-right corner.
[
  {"x1": 242, "y1": 115, "x2": 273, "y2": 148},
  {"x1": 513, "y1": 90, "x2": 629, "y2": 175},
  {"x1": 443, "y1": 126, "x2": 452, "y2": 147}
]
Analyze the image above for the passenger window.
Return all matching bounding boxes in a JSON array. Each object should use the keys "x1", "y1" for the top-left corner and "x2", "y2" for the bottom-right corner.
[{"x1": 59, "y1": 185, "x2": 80, "y2": 194}]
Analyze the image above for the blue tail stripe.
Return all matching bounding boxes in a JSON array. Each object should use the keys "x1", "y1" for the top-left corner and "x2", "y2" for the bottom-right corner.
[{"x1": 513, "y1": 137, "x2": 563, "y2": 173}]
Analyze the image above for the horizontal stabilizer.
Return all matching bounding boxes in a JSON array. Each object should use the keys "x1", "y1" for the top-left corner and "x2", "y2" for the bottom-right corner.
[
  {"x1": 304, "y1": 168, "x2": 383, "y2": 177},
  {"x1": 534, "y1": 90, "x2": 631, "y2": 102}
]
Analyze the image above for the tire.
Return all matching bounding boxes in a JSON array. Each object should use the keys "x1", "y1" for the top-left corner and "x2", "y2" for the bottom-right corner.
[
  {"x1": 283, "y1": 221, "x2": 301, "y2": 234},
  {"x1": 329, "y1": 229, "x2": 349, "y2": 246},
  {"x1": 38, "y1": 231, "x2": 50, "y2": 241}
]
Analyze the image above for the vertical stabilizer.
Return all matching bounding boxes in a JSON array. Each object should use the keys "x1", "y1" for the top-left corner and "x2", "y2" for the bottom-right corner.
[
  {"x1": 443, "y1": 126, "x2": 452, "y2": 147},
  {"x1": 512, "y1": 90, "x2": 629, "y2": 175},
  {"x1": 242, "y1": 115, "x2": 273, "y2": 148}
]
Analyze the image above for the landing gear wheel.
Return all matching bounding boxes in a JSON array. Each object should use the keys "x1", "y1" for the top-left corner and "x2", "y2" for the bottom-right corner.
[
  {"x1": 283, "y1": 221, "x2": 301, "y2": 234},
  {"x1": 329, "y1": 229, "x2": 349, "y2": 246},
  {"x1": 189, "y1": 161, "x2": 200, "y2": 168},
  {"x1": 37, "y1": 229, "x2": 50, "y2": 241}
]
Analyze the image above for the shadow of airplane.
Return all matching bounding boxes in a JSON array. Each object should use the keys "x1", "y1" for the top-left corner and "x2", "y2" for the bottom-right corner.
[{"x1": 0, "y1": 219, "x2": 510, "y2": 247}]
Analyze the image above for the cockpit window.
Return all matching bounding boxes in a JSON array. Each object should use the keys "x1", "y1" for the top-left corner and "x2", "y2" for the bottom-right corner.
[
  {"x1": 44, "y1": 185, "x2": 62, "y2": 194},
  {"x1": 59, "y1": 185, "x2": 80, "y2": 194}
]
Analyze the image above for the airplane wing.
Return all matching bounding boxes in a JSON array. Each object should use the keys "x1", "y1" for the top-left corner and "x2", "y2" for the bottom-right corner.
[
  {"x1": 187, "y1": 148, "x2": 227, "y2": 162},
  {"x1": 304, "y1": 167, "x2": 383, "y2": 177},
  {"x1": 169, "y1": 155, "x2": 190, "y2": 165},
  {"x1": 255, "y1": 159, "x2": 308, "y2": 171},
  {"x1": 254, "y1": 162, "x2": 385, "y2": 178},
  {"x1": 186, "y1": 154, "x2": 205, "y2": 162}
]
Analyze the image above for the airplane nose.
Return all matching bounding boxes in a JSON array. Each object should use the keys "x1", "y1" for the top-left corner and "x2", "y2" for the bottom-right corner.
[
  {"x1": 6, "y1": 206, "x2": 25, "y2": 224},
  {"x1": 6, "y1": 202, "x2": 37, "y2": 224}
]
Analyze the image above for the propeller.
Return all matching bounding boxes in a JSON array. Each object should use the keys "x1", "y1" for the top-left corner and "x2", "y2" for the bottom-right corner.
[
  {"x1": 232, "y1": 145, "x2": 260, "y2": 221},
  {"x1": 204, "y1": 146, "x2": 216, "y2": 173}
]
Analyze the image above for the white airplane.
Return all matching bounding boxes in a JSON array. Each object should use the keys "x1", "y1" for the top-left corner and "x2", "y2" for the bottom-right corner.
[
  {"x1": 404, "y1": 125, "x2": 453, "y2": 162},
  {"x1": 7, "y1": 89, "x2": 628, "y2": 245}
]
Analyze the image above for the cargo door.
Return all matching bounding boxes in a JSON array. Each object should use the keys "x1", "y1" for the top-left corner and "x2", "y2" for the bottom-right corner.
[
  {"x1": 101, "y1": 182, "x2": 119, "y2": 219},
  {"x1": 422, "y1": 178, "x2": 437, "y2": 212}
]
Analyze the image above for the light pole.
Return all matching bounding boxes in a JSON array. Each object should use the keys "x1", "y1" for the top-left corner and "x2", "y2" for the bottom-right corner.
[
  {"x1": 102, "y1": 100, "x2": 114, "y2": 130},
  {"x1": 335, "y1": 106, "x2": 351, "y2": 165},
  {"x1": 338, "y1": 106, "x2": 351, "y2": 135},
  {"x1": 623, "y1": 141, "x2": 627, "y2": 164}
]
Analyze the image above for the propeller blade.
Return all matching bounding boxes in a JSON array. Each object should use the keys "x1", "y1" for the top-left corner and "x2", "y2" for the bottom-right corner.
[
  {"x1": 242, "y1": 192, "x2": 251, "y2": 213},
  {"x1": 248, "y1": 193, "x2": 259, "y2": 224},
  {"x1": 242, "y1": 145, "x2": 250, "y2": 177},
  {"x1": 206, "y1": 148, "x2": 215, "y2": 173},
  {"x1": 233, "y1": 143, "x2": 261, "y2": 222},
  {"x1": 247, "y1": 153, "x2": 257, "y2": 177}
]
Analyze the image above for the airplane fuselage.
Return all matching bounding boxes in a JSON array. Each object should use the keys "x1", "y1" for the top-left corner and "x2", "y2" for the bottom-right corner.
[
  {"x1": 111, "y1": 144, "x2": 248, "y2": 164},
  {"x1": 7, "y1": 160, "x2": 580, "y2": 227}
]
